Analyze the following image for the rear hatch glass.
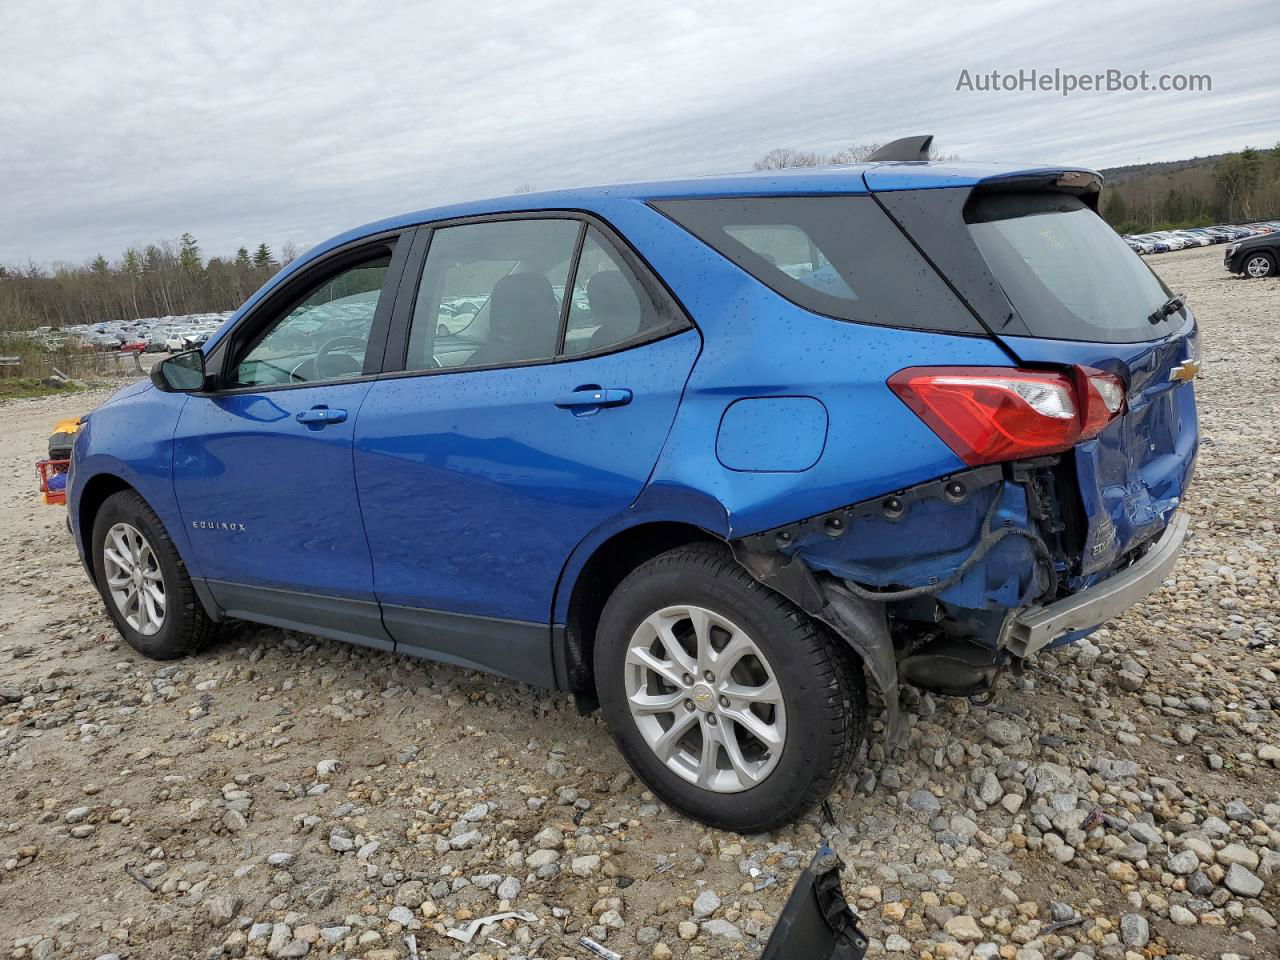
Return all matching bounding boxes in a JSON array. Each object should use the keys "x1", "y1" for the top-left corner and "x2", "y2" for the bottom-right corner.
[
  {"x1": 965, "y1": 193, "x2": 1183, "y2": 343},
  {"x1": 958, "y1": 190, "x2": 1197, "y2": 575}
]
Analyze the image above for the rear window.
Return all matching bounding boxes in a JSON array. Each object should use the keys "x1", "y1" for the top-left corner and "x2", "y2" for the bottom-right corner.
[
  {"x1": 653, "y1": 197, "x2": 983, "y2": 334},
  {"x1": 966, "y1": 193, "x2": 1180, "y2": 343}
]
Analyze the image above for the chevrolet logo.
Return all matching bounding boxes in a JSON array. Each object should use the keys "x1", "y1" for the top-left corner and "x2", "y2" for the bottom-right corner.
[{"x1": 1169, "y1": 360, "x2": 1200, "y2": 383}]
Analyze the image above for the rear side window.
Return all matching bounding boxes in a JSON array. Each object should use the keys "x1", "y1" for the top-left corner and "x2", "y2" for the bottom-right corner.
[
  {"x1": 966, "y1": 193, "x2": 1178, "y2": 343},
  {"x1": 653, "y1": 196, "x2": 982, "y2": 334},
  {"x1": 563, "y1": 227, "x2": 664, "y2": 356}
]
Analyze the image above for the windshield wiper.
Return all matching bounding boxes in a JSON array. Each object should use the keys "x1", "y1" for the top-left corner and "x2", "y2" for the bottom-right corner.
[{"x1": 1148, "y1": 293, "x2": 1186, "y2": 325}]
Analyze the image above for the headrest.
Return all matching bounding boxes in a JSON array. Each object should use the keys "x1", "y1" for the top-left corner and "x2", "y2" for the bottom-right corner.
[
  {"x1": 490, "y1": 273, "x2": 559, "y2": 340},
  {"x1": 586, "y1": 271, "x2": 640, "y2": 325}
]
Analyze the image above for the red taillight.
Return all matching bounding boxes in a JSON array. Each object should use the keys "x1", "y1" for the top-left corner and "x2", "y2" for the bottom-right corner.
[{"x1": 889, "y1": 365, "x2": 1125, "y2": 466}]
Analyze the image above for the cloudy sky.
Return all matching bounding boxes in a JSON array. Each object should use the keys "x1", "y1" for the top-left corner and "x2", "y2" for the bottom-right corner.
[{"x1": 3, "y1": 0, "x2": 1278, "y2": 265}]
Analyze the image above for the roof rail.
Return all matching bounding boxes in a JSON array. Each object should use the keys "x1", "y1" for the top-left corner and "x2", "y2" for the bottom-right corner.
[{"x1": 866, "y1": 135, "x2": 933, "y2": 162}]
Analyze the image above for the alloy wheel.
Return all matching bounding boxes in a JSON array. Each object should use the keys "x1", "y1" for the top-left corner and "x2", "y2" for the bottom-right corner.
[
  {"x1": 1246, "y1": 255, "x2": 1272, "y2": 278},
  {"x1": 624, "y1": 604, "x2": 787, "y2": 793},
  {"x1": 102, "y1": 522, "x2": 167, "y2": 636}
]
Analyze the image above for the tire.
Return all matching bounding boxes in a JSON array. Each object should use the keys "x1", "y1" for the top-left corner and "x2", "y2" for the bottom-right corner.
[
  {"x1": 91, "y1": 490, "x2": 217, "y2": 659},
  {"x1": 1244, "y1": 252, "x2": 1276, "y2": 278},
  {"x1": 594, "y1": 543, "x2": 865, "y2": 832}
]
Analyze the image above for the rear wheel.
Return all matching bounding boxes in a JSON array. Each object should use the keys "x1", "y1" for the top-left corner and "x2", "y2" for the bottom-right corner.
[
  {"x1": 91, "y1": 490, "x2": 217, "y2": 659},
  {"x1": 594, "y1": 544, "x2": 865, "y2": 832},
  {"x1": 1244, "y1": 252, "x2": 1276, "y2": 278}
]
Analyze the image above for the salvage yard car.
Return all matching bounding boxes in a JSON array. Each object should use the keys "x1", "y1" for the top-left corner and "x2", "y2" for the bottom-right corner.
[
  {"x1": 64, "y1": 148, "x2": 1198, "y2": 832},
  {"x1": 1224, "y1": 229, "x2": 1279, "y2": 277}
]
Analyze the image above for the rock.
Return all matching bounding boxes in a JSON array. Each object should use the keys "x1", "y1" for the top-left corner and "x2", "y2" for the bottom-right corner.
[
  {"x1": 885, "y1": 933, "x2": 912, "y2": 952},
  {"x1": 701, "y1": 918, "x2": 741, "y2": 940},
  {"x1": 497, "y1": 876, "x2": 521, "y2": 901},
  {"x1": 985, "y1": 718, "x2": 1022, "y2": 746},
  {"x1": 1000, "y1": 794, "x2": 1024, "y2": 814},
  {"x1": 394, "y1": 880, "x2": 426, "y2": 907},
  {"x1": 977, "y1": 772, "x2": 1003, "y2": 805},
  {"x1": 449, "y1": 830, "x2": 482, "y2": 850},
  {"x1": 1217, "y1": 843, "x2": 1260, "y2": 870},
  {"x1": 387, "y1": 906, "x2": 415, "y2": 926},
  {"x1": 527, "y1": 849, "x2": 559, "y2": 868},
  {"x1": 944, "y1": 915, "x2": 983, "y2": 943},
  {"x1": 1168, "y1": 904, "x2": 1197, "y2": 926},
  {"x1": 461, "y1": 802, "x2": 490, "y2": 821},
  {"x1": 1106, "y1": 861, "x2": 1138, "y2": 884},
  {"x1": 1120, "y1": 914, "x2": 1149, "y2": 948},
  {"x1": 678, "y1": 920, "x2": 699, "y2": 941},
  {"x1": 266, "y1": 852, "x2": 294, "y2": 867},
  {"x1": 1166, "y1": 849, "x2": 1199, "y2": 875},
  {"x1": 907, "y1": 790, "x2": 941, "y2": 816},
  {"x1": 206, "y1": 894, "x2": 241, "y2": 927},
  {"x1": 571, "y1": 855, "x2": 601, "y2": 877},
  {"x1": 693, "y1": 889, "x2": 721, "y2": 918},
  {"x1": 533, "y1": 826, "x2": 564, "y2": 849},
  {"x1": 1258, "y1": 744, "x2": 1280, "y2": 766},
  {"x1": 652, "y1": 944, "x2": 673, "y2": 960},
  {"x1": 327, "y1": 826, "x2": 354, "y2": 852},
  {"x1": 64, "y1": 806, "x2": 91, "y2": 823},
  {"x1": 1225, "y1": 800, "x2": 1254, "y2": 821},
  {"x1": 1224, "y1": 863, "x2": 1264, "y2": 898},
  {"x1": 1128, "y1": 821, "x2": 1162, "y2": 846}
]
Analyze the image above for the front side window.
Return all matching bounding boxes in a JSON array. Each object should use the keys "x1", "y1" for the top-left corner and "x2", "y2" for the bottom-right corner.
[
  {"x1": 406, "y1": 219, "x2": 580, "y2": 372},
  {"x1": 654, "y1": 196, "x2": 979, "y2": 333},
  {"x1": 232, "y1": 255, "x2": 390, "y2": 387}
]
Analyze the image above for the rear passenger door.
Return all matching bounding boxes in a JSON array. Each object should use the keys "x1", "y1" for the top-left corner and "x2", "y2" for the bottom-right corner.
[{"x1": 354, "y1": 214, "x2": 700, "y2": 685}]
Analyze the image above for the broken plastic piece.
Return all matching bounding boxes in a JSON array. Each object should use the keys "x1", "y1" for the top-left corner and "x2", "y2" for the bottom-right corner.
[
  {"x1": 444, "y1": 910, "x2": 536, "y2": 945},
  {"x1": 578, "y1": 935, "x2": 623, "y2": 960},
  {"x1": 760, "y1": 846, "x2": 867, "y2": 960}
]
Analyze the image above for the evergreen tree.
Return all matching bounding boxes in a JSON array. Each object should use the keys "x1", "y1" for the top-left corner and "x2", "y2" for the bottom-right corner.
[
  {"x1": 178, "y1": 233, "x2": 202, "y2": 273},
  {"x1": 252, "y1": 243, "x2": 275, "y2": 269},
  {"x1": 235, "y1": 247, "x2": 251, "y2": 268}
]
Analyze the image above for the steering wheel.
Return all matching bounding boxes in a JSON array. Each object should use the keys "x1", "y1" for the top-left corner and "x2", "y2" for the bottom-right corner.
[{"x1": 291, "y1": 336, "x2": 367, "y2": 381}]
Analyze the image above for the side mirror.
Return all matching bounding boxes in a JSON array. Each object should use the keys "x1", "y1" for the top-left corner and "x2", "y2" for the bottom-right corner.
[{"x1": 151, "y1": 349, "x2": 208, "y2": 393}]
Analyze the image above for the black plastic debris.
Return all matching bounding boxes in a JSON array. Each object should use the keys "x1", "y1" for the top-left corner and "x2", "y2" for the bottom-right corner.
[{"x1": 760, "y1": 846, "x2": 867, "y2": 960}]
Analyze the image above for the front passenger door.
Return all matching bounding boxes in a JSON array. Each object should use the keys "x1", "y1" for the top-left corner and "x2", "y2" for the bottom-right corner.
[{"x1": 172, "y1": 237, "x2": 407, "y2": 647}]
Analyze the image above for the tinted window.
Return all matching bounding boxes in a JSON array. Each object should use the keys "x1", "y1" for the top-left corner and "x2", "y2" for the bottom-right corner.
[
  {"x1": 654, "y1": 196, "x2": 981, "y2": 334},
  {"x1": 407, "y1": 219, "x2": 580, "y2": 372},
  {"x1": 563, "y1": 227, "x2": 663, "y2": 355},
  {"x1": 966, "y1": 193, "x2": 1178, "y2": 343},
  {"x1": 232, "y1": 255, "x2": 389, "y2": 387}
]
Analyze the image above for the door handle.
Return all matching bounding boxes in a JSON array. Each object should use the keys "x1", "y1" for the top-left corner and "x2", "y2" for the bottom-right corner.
[
  {"x1": 554, "y1": 387, "x2": 632, "y2": 410},
  {"x1": 296, "y1": 405, "x2": 348, "y2": 425}
]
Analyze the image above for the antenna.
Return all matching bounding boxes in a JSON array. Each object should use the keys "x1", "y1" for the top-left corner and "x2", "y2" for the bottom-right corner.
[{"x1": 866, "y1": 136, "x2": 933, "y2": 162}]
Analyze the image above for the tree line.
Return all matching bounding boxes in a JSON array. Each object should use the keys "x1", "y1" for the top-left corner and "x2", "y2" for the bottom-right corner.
[
  {"x1": 0, "y1": 235, "x2": 298, "y2": 333},
  {"x1": 1097, "y1": 146, "x2": 1280, "y2": 235}
]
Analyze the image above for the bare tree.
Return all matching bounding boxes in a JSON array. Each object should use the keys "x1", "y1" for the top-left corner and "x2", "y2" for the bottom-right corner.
[{"x1": 752, "y1": 148, "x2": 823, "y2": 170}]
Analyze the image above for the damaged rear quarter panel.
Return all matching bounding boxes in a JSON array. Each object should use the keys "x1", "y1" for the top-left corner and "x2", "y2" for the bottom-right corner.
[{"x1": 634, "y1": 231, "x2": 1015, "y2": 539}]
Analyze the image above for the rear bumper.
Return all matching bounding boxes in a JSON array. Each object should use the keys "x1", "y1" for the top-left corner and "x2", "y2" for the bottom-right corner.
[{"x1": 1001, "y1": 512, "x2": 1189, "y2": 658}]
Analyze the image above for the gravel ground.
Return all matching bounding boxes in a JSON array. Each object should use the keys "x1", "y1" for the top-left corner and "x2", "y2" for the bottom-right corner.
[{"x1": 1, "y1": 243, "x2": 1277, "y2": 960}]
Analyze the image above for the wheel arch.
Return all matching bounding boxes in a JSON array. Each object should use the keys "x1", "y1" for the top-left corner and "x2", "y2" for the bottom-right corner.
[
  {"x1": 552, "y1": 496, "x2": 732, "y2": 701},
  {"x1": 76, "y1": 472, "x2": 137, "y2": 580}
]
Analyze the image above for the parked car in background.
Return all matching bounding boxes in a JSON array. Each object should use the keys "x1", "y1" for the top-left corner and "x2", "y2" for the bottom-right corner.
[
  {"x1": 1224, "y1": 231, "x2": 1279, "y2": 277},
  {"x1": 67, "y1": 157, "x2": 1197, "y2": 831}
]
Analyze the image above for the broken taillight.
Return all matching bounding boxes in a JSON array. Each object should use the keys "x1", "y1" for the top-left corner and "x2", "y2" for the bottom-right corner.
[{"x1": 888, "y1": 365, "x2": 1126, "y2": 466}]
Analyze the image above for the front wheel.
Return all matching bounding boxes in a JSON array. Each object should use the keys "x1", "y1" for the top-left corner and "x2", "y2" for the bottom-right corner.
[
  {"x1": 91, "y1": 490, "x2": 217, "y2": 659},
  {"x1": 1244, "y1": 252, "x2": 1276, "y2": 278},
  {"x1": 594, "y1": 544, "x2": 865, "y2": 832}
]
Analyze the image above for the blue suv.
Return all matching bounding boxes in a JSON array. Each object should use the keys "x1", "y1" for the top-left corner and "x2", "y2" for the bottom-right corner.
[{"x1": 67, "y1": 156, "x2": 1197, "y2": 832}]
